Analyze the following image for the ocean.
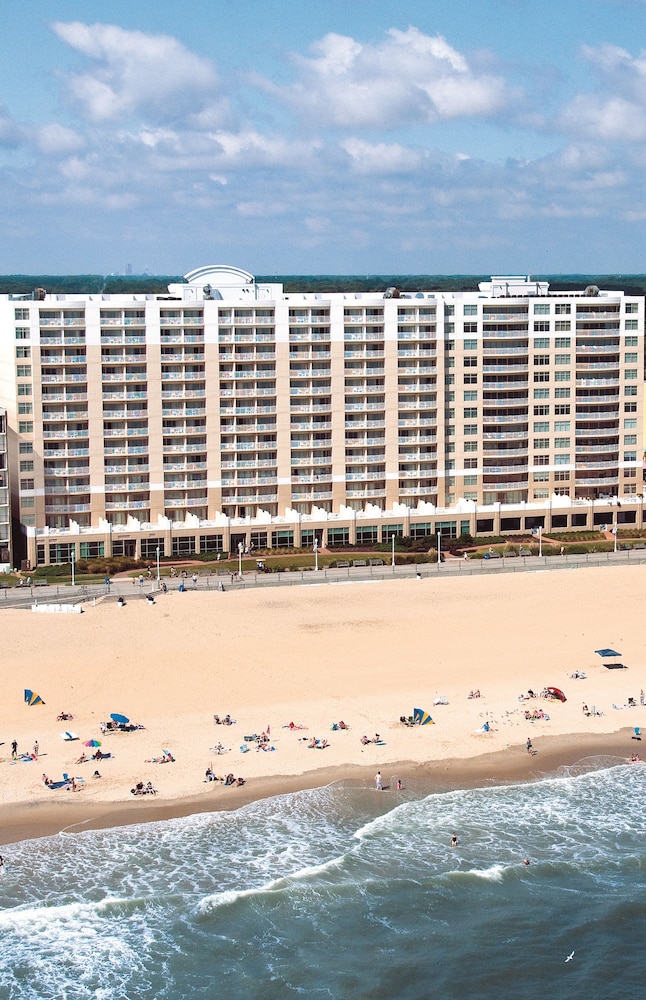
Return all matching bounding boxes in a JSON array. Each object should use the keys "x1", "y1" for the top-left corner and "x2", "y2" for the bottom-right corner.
[{"x1": 0, "y1": 759, "x2": 643, "y2": 999}]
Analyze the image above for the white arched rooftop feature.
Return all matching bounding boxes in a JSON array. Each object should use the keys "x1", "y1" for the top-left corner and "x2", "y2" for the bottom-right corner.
[{"x1": 183, "y1": 265, "x2": 255, "y2": 287}]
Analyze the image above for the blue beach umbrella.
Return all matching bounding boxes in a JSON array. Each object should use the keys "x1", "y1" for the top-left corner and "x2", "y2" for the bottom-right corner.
[{"x1": 110, "y1": 713, "x2": 129, "y2": 724}]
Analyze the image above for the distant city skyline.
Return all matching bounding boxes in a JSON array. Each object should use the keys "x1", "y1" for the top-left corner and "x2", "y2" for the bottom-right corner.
[{"x1": 1, "y1": 1, "x2": 645, "y2": 275}]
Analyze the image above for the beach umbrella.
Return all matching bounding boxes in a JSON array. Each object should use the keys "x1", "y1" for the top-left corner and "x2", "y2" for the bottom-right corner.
[
  {"x1": 594, "y1": 648, "x2": 621, "y2": 659},
  {"x1": 24, "y1": 689, "x2": 45, "y2": 706},
  {"x1": 110, "y1": 713, "x2": 129, "y2": 724},
  {"x1": 83, "y1": 739, "x2": 101, "y2": 748},
  {"x1": 413, "y1": 707, "x2": 434, "y2": 725},
  {"x1": 547, "y1": 687, "x2": 567, "y2": 702}
]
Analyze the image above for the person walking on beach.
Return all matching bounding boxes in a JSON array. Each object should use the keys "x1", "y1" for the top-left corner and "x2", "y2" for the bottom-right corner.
[
  {"x1": 11, "y1": 739, "x2": 17, "y2": 760},
  {"x1": 375, "y1": 771, "x2": 383, "y2": 791},
  {"x1": 33, "y1": 740, "x2": 39, "y2": 760}
]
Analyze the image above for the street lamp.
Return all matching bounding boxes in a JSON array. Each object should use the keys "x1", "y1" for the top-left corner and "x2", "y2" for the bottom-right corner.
[
  {"x1": 437, "y1": 531, "x2": 441, "y2": 569},
  {"x1": 538, "y1": 525, "x2": 542, "y2": 558},
  {"x1": 71, "y1": 547, "x2": 75, "y2": 587},
  {"x1": 391, "y1": 533, "x2": 395, "y2": 568},
  {"x1": 313, "y1": 536, "x2": 319, "y2": 571},
  {"x1": 238, "y1": 541, "x2": 243, "y2": 577},
  {"x1": 156, "y1": 545, "x2": 160, "y2": 587},
  {"x1": 613, "y1": 512, "x2": 618, "y2": 554}
]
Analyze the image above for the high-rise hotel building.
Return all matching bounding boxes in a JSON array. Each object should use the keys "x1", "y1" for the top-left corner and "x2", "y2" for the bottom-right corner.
[{"x1": 0, "y1": 265, "x2": 643, "y2": 568}]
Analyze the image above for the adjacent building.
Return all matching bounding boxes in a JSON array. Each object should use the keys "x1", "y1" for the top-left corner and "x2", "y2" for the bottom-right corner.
[{"x1": 0, "y1": 265, "x2": 643, "y2": 567}]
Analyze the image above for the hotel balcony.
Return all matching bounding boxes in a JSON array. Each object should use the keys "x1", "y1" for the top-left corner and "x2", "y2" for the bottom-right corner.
[
  {"x1": 574, "y1": 475, "x2": 620, "y2": 486},
  {"x1": 44, "y1": 503, "x2": 92, "y2": 514},
  {"x1": 483, "y1": 430, "x2": 528, "y2": 440},
  {"x1": 482, "y1": 380, "x2": 529, "y2": 390},
  {"x1": 42, "y1": 430, "x2": 88, "y2": 440}
]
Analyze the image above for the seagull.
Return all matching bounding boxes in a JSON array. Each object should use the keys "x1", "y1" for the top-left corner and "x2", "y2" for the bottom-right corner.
[{"x1": 565, "y1": 951, "x2": 575, "y2": 963}]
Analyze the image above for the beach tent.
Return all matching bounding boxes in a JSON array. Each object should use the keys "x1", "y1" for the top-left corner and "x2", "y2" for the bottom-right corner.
[
  {"x1": 594, "y1": 648, "x2": 625, "y2": 669},
  {"x1": 24, "y1": 689, "x2": 45, "y2": 706},
  {"x1": 413, "y1": 707, "x2": 434, "y2": 725},
  {"x1": 546, "y1": 687, "x2": 567, "y2": 702}
]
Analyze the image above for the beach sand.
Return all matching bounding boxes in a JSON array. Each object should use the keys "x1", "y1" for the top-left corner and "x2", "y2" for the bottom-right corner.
[{"x1": 1, "y1": 565, "x2": 644, "y2": 844}]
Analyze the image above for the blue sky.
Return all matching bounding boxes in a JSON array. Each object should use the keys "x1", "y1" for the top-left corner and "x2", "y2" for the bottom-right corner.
[{"x1": 1, "y1": 0, "x2": 646, "y2": 274}]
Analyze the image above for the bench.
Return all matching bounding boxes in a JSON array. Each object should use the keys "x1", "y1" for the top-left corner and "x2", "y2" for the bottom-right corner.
[
  {"x1": 335, "y1": 561, "x2": 350, "y2": 568},
  {"x1": 33, "y1": 579, "x2": 49, "y2": 587},
  {"x1": 352, "y1": 560, "x2": 367, "y2": 567},
  {"x1": 369, "y1": 558, "x2": 384, "y2": 566}
]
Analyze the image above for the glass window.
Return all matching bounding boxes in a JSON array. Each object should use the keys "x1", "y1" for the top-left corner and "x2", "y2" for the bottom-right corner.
[
  {"x1": 16, "y1": 345, "x2": 31, "y2": 358},
  {"x1": 625, "y1": 336, "x2": 638, "y2": 347},
  {"x1": 463, "y1": 424, "x2": 478, "y2": 435},
  {"x1": 555, "y1": 371, "x2": 570, "y2": 381},
  {"x1": 16, "y1": 364, "x2": 32, "y2": 376},
  {"x1": 14, "y1": 308, "x2": 29, "y2": 320},
  {"x1": 534, "y1": 405, "x2": 550, "y2": 415},
  {"x1": 464, "y1": 457, "x2": 478, "y2": 468},
  {"x1": 624, "y1": 418, "x2": 637, "y2": 429},
  {"x1": 555, "y1": 322, "x2": 571, "y2": 332},
  {"x1": 463, "y1": 339, "x2": 478, "y2": 350},
  {"x1": 463, "y1": 374, "x2": 477, "y2": 384},
  {"x1": 625, "y1": 369, "x2": 638, "y2": 380},
  {"x1": 533, "y1": 438, "x2": 550, "y2": 449},
  {"x1": 554, "y1": 454, "x2": 570, "y2": 464},
  {"x1": 534, "y1": 372, "x2": 550, "y2": 382},
  {"x1": 20, "y1": 478, "x2": 35, "y2": 490},
  {"x1": 19, "y1": 442, "x2": 33, "y2": 454},
  {"x1": 463, "y1": 407, "x2": 477, "y2": 418},
  {"x1": 554, "y1": 387, "x2": 570, "y2": 398},
  {"x1": 534, "y1": 355, "x2": 550, "y2": 365},
  {"x1": 554, "y1": 404, "x2": 570, "y2": 414},
  {"x1": 555, "y1": 303, "x2": 571, "y2": 314},
  {"x1": 534, "y1": 303, "x2": 550, "y2": 314},
  {"x1": 534, "y1": 388, "x2": 549, "y2": 399},
  {"x1": 463, "y1": 304, "x2": 477, "y2": 315},
  {"x1": 624, "y1": 434, "x2": 637, "y2": 445},
  {"x1": 533, "y1": 322, "x2": 550, "y2": 332},
  {"x1": 625, "y1": 318, "x2": 638, "y2": 330},
  {"x1": 463, "y1": 357, "x2": 478, "y2": 367},
  {"x1": 625, "y1": 302, "x2": 638, "y2": 313},
  {"x1": 463, "y1": 324, "x2": 478, "y2": 334},
  {"x1": 15, "y1": 327, "x2": 30, "y2": 339},
  {"x1": 18, "y1": 403, "x2": 33, "y2": 414},
  {"x1": 533, "y1": 422, "x2": 549, "y2": 432},
  {"x1": 554, "y1": 354, "x2": 570, "y2": 364},
  {"x1": 19, "y1": 460, "x2": 34, "y2": 472},
  {"x1": 464, "y1": 475, "x2": 478, "y2": 486},
  {"x1": 624, "y1": 451, "x2": 637, "y2": 461},
  {"x1": 624, "y1": 353, "x2": 638, "y2": 363},
  {"x1": 18, "y1": 421, "x2": 33, "y2": 433},
  {"x1": 554, "y1": 337, "x2": 571, "y2": 347},
  {"x1": 625, "y1": 385, "x2": 638, "y2": 396},
  {"x1": 533, "y1": 341, "x2": 549, "y2": 351},
  {"x1": 17, "y1": 383, "x2": 31, "y2": 396},
  {"x1": 554, "y1": 437, "x2": 570, "y2": 448},
  {"x1": 554, "y1": 421, "x2": 570, "y2": 432},
  {"x1": 463, "y1": 390, "x2": 477, "y2": 401}
]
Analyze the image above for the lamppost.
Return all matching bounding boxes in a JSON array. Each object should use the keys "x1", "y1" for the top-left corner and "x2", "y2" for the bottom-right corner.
[
  {"x1": 538, "y1": 525, "x2": 542, "y2": 558},
  {"x1": 238, "y1": 541, "x2": 243, "y2": 577},
  {"x1": 156, "y1": 545, "x2": 161, "y2": 587},
  {"x1": 313, "y1": 536, "x2": 319, "y2": 571},
  {"x1": 437, "y1": 531, "x2": 441, "y2": 569},
  {"x1": 391, "y1": 533, "x2": 395, "y2": 569},
  {"x1": 71, "y1": 547, "x2": 75, "y2": 587},
  {"x1": 613, "y1": 512, "x2": 618, "y2": 554}
]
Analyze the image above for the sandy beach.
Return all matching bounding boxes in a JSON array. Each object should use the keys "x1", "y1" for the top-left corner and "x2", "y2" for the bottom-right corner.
[{"x1": 1, "y1": 564, "x2": 644, "y2": 844}]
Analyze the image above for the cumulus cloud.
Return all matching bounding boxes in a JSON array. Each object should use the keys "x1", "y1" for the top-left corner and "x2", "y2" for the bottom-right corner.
[
  {"x1": 558, "y1": 44, "x2": 646, "y2": 141},
  {"x1": 0, "y1": 104, "x2": 26, "y2": 147},
  {"x1": 37, "y1": 123, "x2": 84, "y2": 154},
  {"x1": 50, "y1": 21, "x2": 226, "y2": 125},
  {"x1": 340, "y1": 138, "x2": 423, "y2": 173},
  {"x1": 254, "y1": 26, "x2": 514, "y2": 128}
]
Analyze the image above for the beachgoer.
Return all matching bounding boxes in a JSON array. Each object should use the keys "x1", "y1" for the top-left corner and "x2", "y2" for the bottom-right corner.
[
  {"x1": 11, "y1": 740, "x2": 17, "y2": 759},
  {"x1": 397, "y1": 779, "x2": 402, "y2": 791},
  {"x1": 523, "y1": 858, "x2": 530, "y2": 866},
  {"x1": 93, "y1": 770, "x2": 101, "y2": 778},
  {"x1": 451, "y1": 834, "x2": 459, "y2": 847},
  {"x1": 525, "y1": 737, "x2": 534, "y2": 754},
  {"x1": 640, "y1": 690, "x2": 645, "y2": 706},
  {"x1": 375, "y1": 771, "x2": 382, "y2": 791},
  {"x1": 33, "y1": 740, "x2": 39, "y2": 760}
]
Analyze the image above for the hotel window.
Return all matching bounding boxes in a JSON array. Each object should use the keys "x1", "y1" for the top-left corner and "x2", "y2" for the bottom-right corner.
[
  {"x1": 445, "y1": 340, "x2": 455, "y2": 351},
  {"x1": 555, "y1": 404, "x2": 570, "y2": 415},
  {"x1": 464, "y1": 457, "x2": 478, "y2": 468},
  {"x1": 463, "y1": 408, "x2": 477, "y2": 418},
  {"x1": 624, "y1": 353, "x2": 638, "y2": 363},
  {"x1": 554, "y1": 354, "x2": 570, "y2": 364},
  {"x1": 463, "y1": 390, "x2": 477, "y2": 401},
  {"x1": 624, "y1": 435, "x2": 637, "y2": 445},
  {"x1": 19, "y1": 460, "x2": 34, "y2": 472},
  {"x1": 555, "y1": 322, "x2": 571, "y2": 332},
  {"x1": 624, "y1": 402, "x2": 637, "y2": 413},
  {"x1": 554, "y1": 437, "x2": 570, "y2": 448},
  {"x1": 446, "y1": 357, "x2": 455, "y2": 367},
  {"x1": 625, "y1": 302, "x2": 638, "y2": 313},
  {"x1": 554, "y1": 387, "x2": 570, "y2": 398},
  {"x1": 555, "y1": 371, "x2": 570, "y2": 382},
  {"x1": 18, "y1": 403, "x2": 33, "y2": 414},
  {"x1": 464, "y1": 475, "x2": 478, "y2": 486},
  {"x1": 463, "y1": 324, "x2": 478, "y2": 334},
  {"x1": 446, "y1": 408, "x2": 455, "y2": 419},
  {"x1": 534, "y1": 303, "x2": 550, "y2": 314},
  {"x1": 463, "y1": 304, "x2": 477, "y2": 316},
  {"x1": 464, "y1": 492, "x2": 478, "y2": 501},
  {"x1": 463, "y1": 374, "x2": 477, "y2": 384},
  {"x1": 625, "y1": 385, "x2": 637, "y2": 395},
  {"x1": 624, "y1": 451, "x2": 637, "y2": 461},
  {"x1": 625, "y1": 336, "x2": 638, "y2": 347},
  {"x1": 463, "y1": 357, "x2": 478, "y2": 367},
  {"x1": 534, "y1": 438, "x2": 550, "y2": 449},
  {"x1": 464, "y1": 424, "x2": 478, "y2": 435},
  {"x1": 554, "y1": 471, "x2": 570, "y2": 481},
  {"x1": 625, "y1": 369, "x2": 638, "y2": 380},
  {"x1": 19, "y1": 442, "x2": 33, "y2": 454},
  {"x1": 533, "y1": 340, "x2": 549, "y2": 350},
  {"x1": 555, "y1": 304, "x2": 571, "y2": 314},
  {"x1": 534, "y1": 355, "x2": 550, "y2": 365},
  {"x1": 534, "y1": 405, "x2": 549, "y2": 415},
  {"x1": 534, "y1": 489, "x2": 549, "y2": 499},
  {"x1": 464, "y1": 441, "x2": 478, "y2": 452},
  {"x1": 14, "y1": 308, "x2": 29, "y2": 320},
  {"x1": 16, "y1": 345, "x2": 31, "y2": 358},
  {"x1": 15, "y1": 327, "x2": 30, "y2": 339},
  {"x1": 445, "y1": 323, "x2": 455, "y2": 333},
  {"x1": 554, "y1": 454, "x2": 570, "y2": 464},
  {"x1": 534, "y1": 388, "x2": 549, "y2": 399},
  {"x1": 624, "y1": 419, "x2": 637, "y2": 429},
  {"x1": 534, "y1": 471, "x2": 549, "y2": 482},
  {"x1": 446, "y1": 425, "x2": 455, "y2": 436},
  {"x1": 533, "y1": 421, "x2": 549, "y2": 432},
  {"x1": 625, "y1": 319, "x2": 638, "y2": 330},
  {"x1": 534, "y1": 372, "x2": 550, "y2": 382},
  {"x1": 20, "y1": 478, "x2": 34, "y2": 490},
  {"x1": 554, "y1": 338, "x2": 571, "y2": 348},
  {"x1": 463, "y1": 339, "x2": 477, "y2": 350},
  {"x1": 445, "y1": 374, "x2": 455, "y2": 385},
  {"x1": 533, "y1": 322, "x2": 550, "y2": 332},
  {"x1": 18, "y1": 421, "x2": 33, "y2": 433},
  {"x1": 445, "y1": 442, "x2": 455, "y2": 453},
  {"x1": 554, "y1": 421, "x2": 570, "y2": 432},
  {"x1": 17, "y1": 383, "x2": 32, "y2": 396},
  {"x1": 535, "y1": 455, "x2": 549, "y2": 465}
]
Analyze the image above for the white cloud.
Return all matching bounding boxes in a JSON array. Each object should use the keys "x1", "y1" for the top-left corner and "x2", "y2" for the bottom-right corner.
[
  {"x1": 37, "y1": 123, "x2": 84, "y2": 154},
  {"x1": 255, "y1": 26, "x2": 513, "y2": 128},
  {"x1": 50, "y1": 21, "x2": 222, "y2": 124},
  {"x1": 558, "y1": 44, "x2": 646, "y2": 142},
  {"x1": 340, "y1": 138, "x2": 422, "y2": 173}
]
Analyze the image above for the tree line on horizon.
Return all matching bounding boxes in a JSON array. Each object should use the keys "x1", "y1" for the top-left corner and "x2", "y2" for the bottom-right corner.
[{"x1": 2, "y1": 273, "x2": 646, "y2": 296}]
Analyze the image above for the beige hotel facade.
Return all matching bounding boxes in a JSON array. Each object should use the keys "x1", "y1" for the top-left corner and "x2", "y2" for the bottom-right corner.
[{"x1": 0, "y1": 264, "x2": 643, "y2": 569}]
